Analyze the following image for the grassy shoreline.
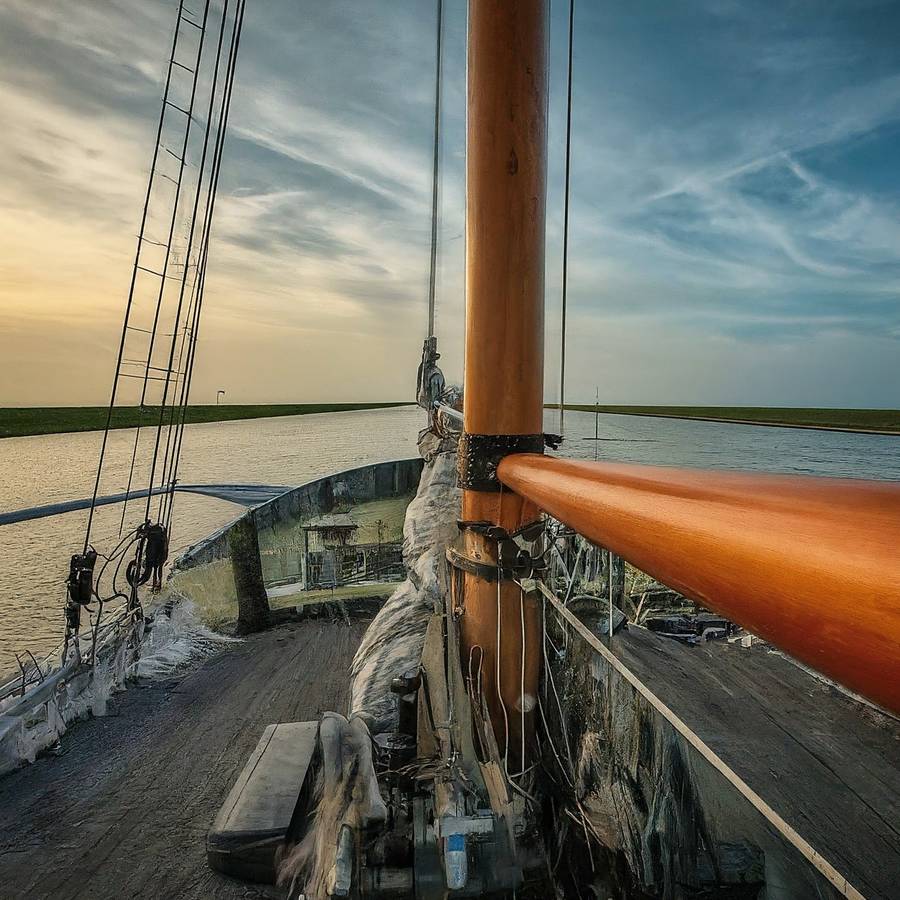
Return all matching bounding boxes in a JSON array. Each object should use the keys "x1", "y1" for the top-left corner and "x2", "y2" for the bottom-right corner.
[
  {"x1": 0, "y1": 402, "x2": 411, "y2": 439},
  {"x1": 556, "y1": 405, "x2": 900, "y2": 435},
  {"x1": 5, "y1": 402, "x2": 898, "y2": 439}
]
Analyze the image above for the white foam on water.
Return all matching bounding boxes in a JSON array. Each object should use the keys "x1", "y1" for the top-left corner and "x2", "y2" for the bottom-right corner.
[
  {"x1": 131, "y1": 594, "x2": 239, "y2": 680},
  {"x1": 0, "y1": 595, "x2": 238, "y2": 776}
]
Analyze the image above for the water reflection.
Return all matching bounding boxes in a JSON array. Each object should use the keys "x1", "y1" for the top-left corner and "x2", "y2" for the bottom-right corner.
[{"x1": 0, "y1": 404, "x2": 896, "y2": 670}]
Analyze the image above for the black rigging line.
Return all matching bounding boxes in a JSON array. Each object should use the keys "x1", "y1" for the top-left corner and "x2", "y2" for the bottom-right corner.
[
  {"x1": 155, "y1": 271, "x2": 201, "y2": 524},
  {"x1": 156, "y1": 0, "x2": 243, "y2": 530},
  {"x1": 118, "y1": 0, "x2": 213, "y2": 535},
  {"x1": 426, "y1": 0, "x2": 444, "y2": 339},
  {"x1": 154, "y1": 0, "x2": 234, "y2": 523},
  {"x1": 156, "y1": 281, "x2": 201, "y2": 525},
  {"x1": 66, "y1": 0, "x2": 243, "y2": 660},
  {"x1": 82, "y1": 0, "x2": 189, "y2": 555},
  {"x1": 161, "y1": 0, "x2": 246, "y2": 535},
  {"x1": 162, "y1": 0, "x2": 246, "y2": 533},
  {"x1": 559, "y1": 0, "x2": 575, "y2": 435}
]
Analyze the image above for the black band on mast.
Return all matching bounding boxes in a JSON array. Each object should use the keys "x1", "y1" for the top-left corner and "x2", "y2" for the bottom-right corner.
[{"x1": 457, "y1": 433, "x2": 545, "y2": 491}]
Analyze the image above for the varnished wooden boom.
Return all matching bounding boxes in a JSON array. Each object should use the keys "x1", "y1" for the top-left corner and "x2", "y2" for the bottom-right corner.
[{"x1": 498, "y1": 454, "x2": 900, "y2": 715}]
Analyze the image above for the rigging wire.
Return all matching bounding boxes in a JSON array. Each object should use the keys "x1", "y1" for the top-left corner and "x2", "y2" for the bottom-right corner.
[
  {"x1": 143, "y1": 0, "x2": 227, "y2": 526},
  {"x1": 82, "y1": 0, "x2": 190, "y2": 555},
  {"x1": 118, "y1": 0, "x2": 214, "y2": 535},
  {"x1": 426, "y1": 0, "x2": 444, "y2": 339},
  {"x1": 153, "y1": 0, "x2": 235, "y2": 524},
  {"x1": 116, "y1": 7, "x2": 211, "y2": 536},
  {"x1": 67, "y1": 0, "x2": 244, "y2": 662},
  {"x1": 558, "y1": 0, "x2": 575, "y2": 435},
  {"x1": 161, "y1": 0, "x2": 246, "y2": 535}
]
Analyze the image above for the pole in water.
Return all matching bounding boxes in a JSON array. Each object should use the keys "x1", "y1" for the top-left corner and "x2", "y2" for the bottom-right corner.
[{"x1": 594, "y1": 386, "x2": 599, "y2": 460}]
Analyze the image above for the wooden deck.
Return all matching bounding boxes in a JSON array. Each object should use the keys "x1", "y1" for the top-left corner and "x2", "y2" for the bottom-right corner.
[
  {"x1": 561, "y1": 597, "x2": 900, "y2": 900},
  {"x1": 0, "y1": 618, "x2": 368, "y2": 900},
  {"x1": 2, "y1": 604, "x2": 896, "y2": 898}
]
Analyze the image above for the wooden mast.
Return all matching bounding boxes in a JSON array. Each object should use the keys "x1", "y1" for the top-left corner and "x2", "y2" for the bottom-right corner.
[{"x1": 459, "y1": 0, "x2": 548, "y2": 761}]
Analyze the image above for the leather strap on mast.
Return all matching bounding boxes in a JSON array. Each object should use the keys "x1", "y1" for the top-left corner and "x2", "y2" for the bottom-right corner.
[{"x1": 457, "y1": 0, "x2": 549, "y2": 765}]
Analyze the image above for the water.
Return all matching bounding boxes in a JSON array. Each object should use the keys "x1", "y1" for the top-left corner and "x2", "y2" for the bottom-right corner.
[
  {"x1": 556, "y1": 410, "x2": 900, "y2": 479},
  {"x1": 1, "y1": 405, "x2": 897, "y2": 673},
  {"x1": 0, "y1": 406, "x2": 422, "y2": 674}
]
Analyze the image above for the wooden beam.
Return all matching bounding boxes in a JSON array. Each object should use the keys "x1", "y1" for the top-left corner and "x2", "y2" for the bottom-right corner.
[
  {"x1": 498, "y1": 454, "x2": 900, "y2": 715},
  {"x1": 538, "y1": 583, "x2": 866, "y2": 900}
]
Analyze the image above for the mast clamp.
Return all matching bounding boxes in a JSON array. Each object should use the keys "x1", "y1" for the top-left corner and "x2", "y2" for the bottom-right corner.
[
  {"x1": 457, "y1": 432, "x2": 560, "y2": 491},
  {"x1": 446, "y1": 520, "x2": 547, "y2": 583}
]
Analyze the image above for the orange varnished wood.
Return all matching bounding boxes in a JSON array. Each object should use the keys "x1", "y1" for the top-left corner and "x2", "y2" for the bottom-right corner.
[
  {"x1": 498, "y1": 454, "x2": 900, "y2": 714},
  {"x1": 464, "y1": 0, "x2": 546, "y2": 438},
  {"x1": 460, "y1": 0, "x2": 548, "y2": 758}
]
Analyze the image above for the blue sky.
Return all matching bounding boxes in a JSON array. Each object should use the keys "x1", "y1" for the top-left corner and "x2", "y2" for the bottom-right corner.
[{"x1": 0, "y1": 0, "x2": 898, "y2": 406}]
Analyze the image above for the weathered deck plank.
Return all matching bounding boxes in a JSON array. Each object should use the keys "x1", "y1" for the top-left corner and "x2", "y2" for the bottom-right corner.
[
  {"x1": 0, "y1": 618, "x2": 368, "y2": 899},
  {"x1": 574, "y1": 606, "x2": 900, "y2": 899}
]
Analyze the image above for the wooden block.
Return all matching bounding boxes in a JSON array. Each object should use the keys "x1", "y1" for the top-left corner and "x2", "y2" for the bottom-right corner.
[{"x1": 207, "y1": 721, "x2": 319, "y2": 883}]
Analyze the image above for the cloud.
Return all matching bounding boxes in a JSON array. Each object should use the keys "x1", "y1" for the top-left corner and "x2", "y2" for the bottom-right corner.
[
  {"x1": 0, "y1": 0, "x2": 898, "y2": 407},
  {"x1": 548, "y1": 0, "x2": 900, "y2": 407}
]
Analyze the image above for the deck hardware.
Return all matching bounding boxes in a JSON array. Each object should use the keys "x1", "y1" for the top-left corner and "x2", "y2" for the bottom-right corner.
[
  {"x1": 457, "y1": 432, "x2": 545, "y2": 491},
  {"x1": 447, "y1": 520, "x2": 547, "y2": 582},
  {"x1": 66, "y1": 549, "x2": 97, "y2": 606}
]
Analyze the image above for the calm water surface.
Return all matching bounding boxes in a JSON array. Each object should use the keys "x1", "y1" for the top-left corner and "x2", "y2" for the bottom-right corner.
[{"x1": 1, "y1": 405, "x2": 897, "y2": 672}]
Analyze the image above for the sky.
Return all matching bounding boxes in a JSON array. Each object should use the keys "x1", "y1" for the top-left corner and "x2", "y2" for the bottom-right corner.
[{"x1": 0, "y1": 0, "x2": 898, "y2": 408}]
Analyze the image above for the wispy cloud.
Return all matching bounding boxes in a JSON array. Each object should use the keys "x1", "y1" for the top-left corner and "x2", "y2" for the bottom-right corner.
[{"x1": 0, "y1": 0, "x2": 898, "y2": 406}]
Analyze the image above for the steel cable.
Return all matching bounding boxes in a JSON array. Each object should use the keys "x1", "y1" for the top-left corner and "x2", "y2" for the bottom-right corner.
[
  {"x1": 558, "y1": 0, "x2": 575, "y2": 435},
  {"x1": 161, "y1": 0, "x2": 247, "y2": 535},
  {"x1": 82, "y1": 0, "x2": 190, "y2": 554}
]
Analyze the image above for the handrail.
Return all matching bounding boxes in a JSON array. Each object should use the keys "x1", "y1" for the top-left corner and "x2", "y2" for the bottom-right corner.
[
  {"x1": 0, "y1": 483, "x2": 291, "y2": 527},
  {"x1": 0, "y1": 657, "x2": 82, "y2": 720},
  {"x1": 537, "y1": 580, "x2": 864, "y2": 900},
  {"x1": 498, "y1": 454, "x2": 900, "y2": 714}
]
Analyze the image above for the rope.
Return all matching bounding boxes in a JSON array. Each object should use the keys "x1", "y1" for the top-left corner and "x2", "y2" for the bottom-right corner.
[
  {"x1": 118, "y1": 0, "x2": 214, "y2": 536},
  {"x1": 161, "y1": 0, "x2": 246, "y2": 535},
  {"x1": 558, "y1": 0, "x2": 575, "y2": 435},
  {"x1": 153, "y1": 0, "x2": 237, "y2": 525},
  {"x1": 63, "y1": 0, "x2": 245, "y2": 659},
  {"x1": 426, "y1": 0, "x2": 444, "y2": 339},
  {"x1": 82, "y1": 0, "x2": 189, "y2": 554},
  {"x1": 143, "y1": 0, "x2": 228, "y2": 526}
]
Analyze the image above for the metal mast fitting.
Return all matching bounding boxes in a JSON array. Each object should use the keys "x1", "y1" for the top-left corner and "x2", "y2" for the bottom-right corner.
[{"x1": 457, "y1": 0, "x2": 549, "y2": 764}]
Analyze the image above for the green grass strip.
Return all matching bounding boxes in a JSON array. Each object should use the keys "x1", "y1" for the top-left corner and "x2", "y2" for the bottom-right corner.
[
  {"x1": 555, "y1": 405, "x2": 900, "y2": 434},
  {"x1": 0, "y1": 403, "x2": 411, "y2": 439}
]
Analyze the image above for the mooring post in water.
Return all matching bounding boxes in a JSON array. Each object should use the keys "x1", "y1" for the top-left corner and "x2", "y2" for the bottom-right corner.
[
  {"x1": 228, "y1": 512, "x2": 271, "y2": 635},
  {"x1": 457, "y1": 0, "x2": 548, "y2": 763}
]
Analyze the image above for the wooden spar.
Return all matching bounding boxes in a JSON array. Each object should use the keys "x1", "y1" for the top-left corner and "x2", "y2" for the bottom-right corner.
[
  {"x1": 459, "y1": 0, "x2": 548, "y2": 760},
  {"x1": 497, "y1": 454, "x2": 900, "y2": 715}
]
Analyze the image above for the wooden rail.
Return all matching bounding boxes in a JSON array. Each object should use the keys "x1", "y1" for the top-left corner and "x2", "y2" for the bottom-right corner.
[
  {"x1": 498, "y1": 455, "x2": 900, "y2": 714},
  {"x1": 538, "y1": 583, "x2": 866, "y2": 900}
]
